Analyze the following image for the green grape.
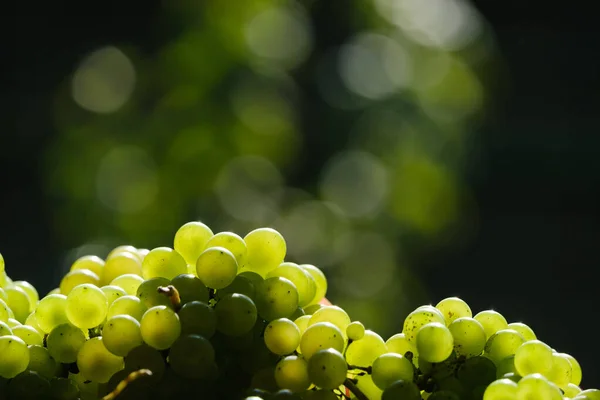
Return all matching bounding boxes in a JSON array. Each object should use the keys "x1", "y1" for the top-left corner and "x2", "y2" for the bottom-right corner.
[
  {"x1": 274, "y1": 355, "x2": 311, "y2": 392},
  {"x1": 65, "y1": 283, "x2": 108, "y2": 329},
  {"x1": 196, "y1": 247, "x2": 238, "y2": 289},
  {"x1": 140, "y1": 305, "x2": 181, "y2": 350},
  {"x1": 386, "y1": 333, "x2": 418, "y2": 365},
  {"x1": 546, "y1": 352, "x2": 572, "y2": 389},
  {"x1": 215, "y1": 293, "x2": 257, "y2": 337},
  {"x1": 474, "y1": 310, "x2": 508, "y2": 339},
  {"x1": 429, "y1": 390, "x2": 461, "y2": 400},
  {"x1": 168, "y1": 334, "x2": 215, "y2": 378},
  {"x1": 46, "y1": 323, "x2": 86, "y2": 363},
  {"x1": 69, "y1": 371, "x2": 100, "y2": 400},
  {"x1": 484, "y1": 329, "x2": 525, "y2": 364},
  {"x1": 7, "y1": 370, "x2": 50, "y2": 399},
  {"x1": 77, "y1": 336, "x2": 124, "y2": 383},
  {"x1": 12, "y1": 325, "x2": 43, "y2": 346},
  {"x1": 34, "y1": 294, "x2": 69, "y2": 333},
  {"x1": 173, "y1": 221, "x2": 214, "y2": 265},
  {"x1": 496, "y1": 355, "x2": 517, "y2": 378},
  {"x1": 516, "y1": 373, "x2": 562, "y2": 400},
  {"x1": 448, "y1": 316, "x2": 486, "y2": 358},
  {"x1": 307, "y1": 348, "x2": 347, "y2": 390},
  {"x1": 562, "y1": 353, "x2": 582, "y2": 385},
  {"x1": 372, "y1": 353, "x2": 414, "y2": 390},
  {"x1": 564, "y1": 382, "x2": 582, "y2": 397},
  {"x1": 416, "y1": 322, "x2": 454, "y2": 363},
  {"x1": 24, "y1": 312, "x2": 43, "y2": 334},
  {"x1": 13, "y1": 281, "x2": 38, "y2": 309},
  {"x1": 179, "y1": 301, "x2": 217, "y2": 338},
  {"x1": 0, "y1": 335, "x2": 29, "y2": 378},
  {"x1": 243, "y1": 228, "x2": 287, "y2": 276},
  {"x1": 49, "y1": 376, "x2": 80, "y2": 400},
  {"x1": 101, "y1": 285, "x2": 128, "y2": 307},
  {"x1": 205, "y1": 231, "x2": 248, "y2": 266},
  {"x1": 514, "y1": 340, "x2": 553, "y2": 376},
  {"x1": 303, "y1": 303, "x2": 323, "y2": 315},
  {"x1": 295, "y1": 315, "x2": 311, "y2": 334},
  {"x1": 217, "y1": 274, "x2": 256, "y2": 300},
  {"x1": 579, "y1": 389, "x2": 600, "y2": 400},
  {"x1": 382, "y1": 379, "x2": 421, "y2": 400},
  {"x1": 264, "y1": 318, "x2": 301, "y2": 355},
  {"x1": 0, "y1": 298, "x2": 9, "y2": 322},
  {"x1": 402, "y1": 306, "x2": 446, "y2": 342},
  {"x1": 435, "y1": 297, "x2": 472, "y2": 325},
  {"x1": 0, "y1": 287, "x2": 6, "y2": 302},
  {"x1": 170, "y1": 273, "x2": 209, "y2": 304},
  {"x1": 107, "y1": 295, "x2": 146, "y2": 321},
  {"x1": 308, "y1": 306, "x2": 351, "y2": 335},
  {"x1": 0, "y1": 320, "x2": 12, "y2": 337},
  {"x1": 354, "y1": 373, "x2": 383, "y2": 400},
  {"x1": 290, "y1": 307, "x2": 305, "y2": 320},
  {"x1": 0, "y1": 252, "x2": 3, "y2": 273},
  {"x1": 267, "y1": 262, "x2": 316, "y2": 307},
  {"x1": 347, "y1": 321, "x2": 365, "y2": 341},
  {"x1": 502, "y1": 372, "x2": 522, "y2": 383},
  {"x1": 110, "y1": 274, "x2": 144, "y2": 296},
  {"x1": 483, "y1": 378, "x2": 518, "y2": 400},
  {"x1": 102, "y1": 315, "x2": 143, "y2": 356},
  {"x1": 108, "y1": 245, "x2": 140, "y2": 260},
  {"x1": 137, "y1": 248, "x2": 149, "y2": 259},
  {"x1": 70, "y1": 255, "x2": 105, "y2": 278},
  {"x1": 136, "y1": 277, "x2": 171, "y2": 309},
  {"x1": 298, "y1": 264, "x2": 327, "y2": 306},
  {"x1": 101, "y1": 251, "x2": 142, "y2": 286},
  {"x1": 507, "y1": 322, "x2": 536, "y2": 342},
  {"x1": 457, "y1": 356, "x2": 497, "y2": 390},
  {"x1": 26, "y1": 345, "x2": 58, "y2": 379},
  {"x1": 419, "y1": 351, "x2": 458, "y2": 381},
  {"x1": 124, "y1": 344, "x2": 166, "y2": 383},
  {"x1": 5, "y1": 286, "x2": 31, "y2": 322},
  {"x1": 142, "y1": 247, "x2": 187, "y2": 280},
  {"x1": 255, "y1": 277, "x2": 299, "y2": 321},
  {"x1": 7, "y1": 318, "x2": 20, "y2": 328},
  {"x1": 345, "y1": 330, "x2": 387, "y2": 367},
  {"x1": 300, "y1": 322, "x2": 345, "y2": 360},
  {"x1": 59, "y1": 269, "x2": 100, "y2": 295}
]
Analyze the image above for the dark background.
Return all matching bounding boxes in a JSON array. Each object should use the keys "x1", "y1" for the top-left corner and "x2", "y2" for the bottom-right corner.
[{"x1": 1, "y1": 0, "x2": 599, "y2": 387}]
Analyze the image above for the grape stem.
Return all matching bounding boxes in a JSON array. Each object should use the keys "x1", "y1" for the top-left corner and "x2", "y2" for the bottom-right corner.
[
  {"x1": 157, "y1": 285, "x2": 182, "y2": 311},
  {"x1": 344, "y1": 378, "x2": 369, "y2": 400},
  {"x1": 348, "y1": 365, "x2": 372, "y2": 374},
  {"x1": 102, "y1": 369, "x2": 153, "y2": 400}
]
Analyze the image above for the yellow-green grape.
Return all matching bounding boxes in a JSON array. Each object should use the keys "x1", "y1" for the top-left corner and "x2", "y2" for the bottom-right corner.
[
  {"x1": 7, "y1": 370, "x2": 51, "y2": 398},
  {"x1": 65, "y1": 284, "x2": 108, "y2": 329},
  {"x1": 507, "y1": 322, "x2": 536, "y2": 342},
  {"x1": 346, "y1": 330, "x2": 388, "y2": 367},
  {"x1": 416, "y1": 322, "x2": 454, "y2": 363},
  {"x1": 307, "y1": 348, "x2": 347, "y2": 390},
  {"x1": 102, "y1": 315, "x2": 143, "y2": 357},
  {"x1": 0, "y1": 298, "x2": 10, "y2": 322},
  {"x1": 295, "y1": 315, "x2": 311, "y2": 334},
  {"x1": 215, "y1": 293, "x2": 257, "y2": 337},
  {"x1": 347, "y1": 321, "x2": 365, "y2": 341},
  {"x1": 107, "y1": 295, "x2": 146, "y2": 321},
  {"x1": 140, "y1": 305, "x2": 181, "y2": 350},
  {"x1": 216, "y1": 274, "x2": 256, "y2": 301},
  {"x1": 46, "y1": 323, "x2": 86, "y2": 363},
  {"x1": 382, "y1": 380, "x2": 421, "y2": 400},
  {"x1": 516, "y1": 373, "x2": 562, "y2": 400},
  {"x1": 456, "y1": 355, "x2": 497, "y2": 393},
  {"x1": 168, "y1": 334, "x2": 215, "y2": 379},
  {"x1": 474, "y1": 310, "x2": 508, "y2": 339},
  {"x1": 300, "y1": 322, "x2": 345, "y2": 360},
  {"x1": 308, "y1": 306, "x2": 351, "y2": 336},
  {"x1": 484, "y1": 329, "x2": 525, "y2": 365},
  {"x1": 173, "y1": 221, "x2": 214, "y2": 266},
  {"x1": 402, "y1": 306, "x2": 446, "y2": 343},
  {"x1": 179, "y1": 301, "x2": 217, "y2": 338},
  {"x1": 77, "y1": 336, "x2": 124, "y2": 383},
  {"x1": 69, "y1": 371, "x2": 99, "y2": 399},
  {"x1": 46, "y1": 288, "x2": 60, "y2": 296},
  {"x1": 107, "y1": 245, "x2": 139, "y2": 261},
  {"x1": 0, "y1": 272, "x2": 6, "y2": 289},
  {"x1": 514, "y1": 340, "x2": 553, "y2": 376},
  {"x1": 12, "y1": 325, "x2": 43, "y2": 346},
  {"x1": 60, "y1": 269, "x2": 100, "y2": 295},
  {"x1": 13, "y1": 281, "x2": 39, "y2": 309},
  {"x1": 264, "y1": 318, "x2": 301, "y2": 356},
  {"x1": 0, "y1": 320, "x2": 12, "y2": 335},
  {"x1": 205, "y1": 231, "x2": 247, "y2": 266},
  {"x1": 0, "y1": 252, "x2": 4, "y2": 274},
  {"x1": 267, "y1": 263, "x2": 316, "y2": 308},
  {"x1": 448, "y1": 317, "x2": 487, "y2": 358},
  {"x1": 101, "y1": 252, "x2": 142, "y2": 285},
  {"x1": 110, "y1": 274, "x2": 144, "y2": 296},
  {"x1": 562, "y1": 353, "x2": 582, "y2": 385},
  {"x1": 5, "y1": 286, "x2": 31, "y2": 322},
  {"x1": 386, "y1": 333, "x2": 418, "y2": 366},
  {"x1": 483, "y1": 378, "x2": 518, "y2": 400},
  {"x1": 27, "y1": 345, "x2": 58, "y2": 379},
  {"x1": 100, "y1": 285, "x2": 127, "y2": 308},
  {"x1": 579, "y1": 389, "x2": 600, "y2": 399},
  {"x1": 299, "y1": 264, "x2": 327, "y2": 306},
  {"x1": 303, "y1": 303, "x2": 323, "y2": 315},
  {"x1": 70, "y1": 255, "x2": 105, "y2": 278},
  {"x1": 170, "y1": 274, "x2": 210, "y2": 304},
  {"x1": 34, "y1": 294, "x2": 69, "y2": 333},
  {"x1": 274, "y1": 355, "x2": 311, "y2": 393},
  {"x1": 0, "y1": 335, "x2": 29, "y2": 378},
  {"x1": 7, "y1": 318, "x2": 20, "y2": 328},
  {"x1": 136, "y1": 277, "x2": 171, "y2": 309},
  {"x1": 0, "y1": 287, "x2": 6, "y2": 302},
  {"x1": 137, "y1": 248, "x2": 150, "y2": 260},
  {"x1": 435, "y1": 297, "x2": 472, "y2": 325},
  {"x1": 546, "y1": 352, "x2": 572, "y2": 390},
  {"x1": 243, "y1": 228, "x2": 287, "y2": 276},
  {"x1": 354, "y1": 374, "x2": 383, "y2": 400},
  {"x1": 372, "y1": 353, "x2": 415, "y2": 390},
  {"x1": 564, "y1": 383, "x2": 582, "y2": 398},
  {"x1": 496, "y1": 355, "x2": 518, "y2": 378},
  {"x1": 195, "y1": 247, "x2": 238, "y2": 289},
  {"x1": 255, "y1": 277, "x2": 299, "y2": 321},
  {"x1": 142, "y1": 247, "x2": 187, "y2": 280}
]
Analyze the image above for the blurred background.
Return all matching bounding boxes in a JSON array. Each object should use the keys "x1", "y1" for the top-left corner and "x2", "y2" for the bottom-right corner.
[{"x1": 1, "y1": 0, "x2": 599, "y2": 386}]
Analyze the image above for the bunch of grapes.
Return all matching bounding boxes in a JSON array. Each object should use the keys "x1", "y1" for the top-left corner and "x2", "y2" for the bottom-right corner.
[{"x1": 0, "y1": 222, "x2": 597, "y2": 400}]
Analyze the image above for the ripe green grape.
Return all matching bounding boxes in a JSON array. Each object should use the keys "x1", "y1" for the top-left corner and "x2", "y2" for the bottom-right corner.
[
  {"x1": 124, "y1": 344, "x2": 166, "y2": 383},
  {"x1": 110, "y1": 274, "x2": 144, "y2": 296},
  {"x1": 382, "y1": 379, "x2": 421, "y2": 400},
  {"x1": 70, "y1": 255, "x2": 105, "y2": 278},
  {"x1": 447, "y1": 317, "x2": 486, "y2": 358},
  {"x1": 0, "y1": 252, "x2": 4, "y2": 274},
  {"x1": 386, "y1": 333, "x2": 418, "y2": 366},
  {"x1": 562, "y1": 353, "x2": 582, "y2": 385},
  {"x1": 47, "y1": 323, "x2": 86, "y2": 363},
  {"x1": 274, "y1": 355, "x2": 311, "y2": 393},
  {"x1": 507, "y1": 322, "x2": 536, "y2": 342},
  {"x1": 484, "y1": 329, "x2": 525, "y2": 364},
  {"x1": 179, "y1": 301, "x2": 217, "y2": 338},
  {"x1": 267, "y1": 262, "x2": 316, "y2": 307},
  {"x1": 0, "y1": 287, "x2": 6, "y2": 302},
  {"x1": 77, "y1": 336, "x2": 124, "y2": 383},
  {"x1": 7, "y1": 370, "x2": 50, "y2": 399},
  {"x1": 0, "y1": 320, "x2": 12, "y2": 335},
  {"x1": 205, "y1": 231, "x2": 247, "y2": 266},
  {"x1": 264, "y1": 318, "x2": 301, "y2": 356},
  {"x1": 27, "y1": 345, "x2": 58, "y2": 379},
  {"x1": 7, "y1": 318, "x2": 20, "y2": 328},
  {"x1": 34, "y1": 294, "x2": 69, "y2": 333},
  {"x1": 101, "y1": 251, "x2": 142, "y2": 286},
  {"x1": 136, "y1": 277, "x2": 171, "y2": 309},
  {"x1": 345, "y1": 330, "x2": 387, "y2": 367},
  {"x1": 308, "y1": 306, "x2": 351, "y2": 335},
  {"x1": 100, "y1": 285, "x2": 127, "y2": 307},
  {"x1": 546, "y1": 352, "x2": 572, "y2": 389},
  {"x1": 403, "y1": 306, "x2": 446, "y2": 342},
  {"x1": 196, "y1": 247, "x2": 238, "y2": 289},
  {"x1": 416, "y1": 322, "x2": 454, "y2": 363},
  {"x1": 215, "y1": 293, "x2": 257, "y2": 337},
  {"x1": 5, "y1": 286, "x2": 31, "y2": 322},
  {"x1": 65, "y1": 283, "x2": 108, "y2": 329},
  {"x1": 0, "y1": 335, "x2": 29, "y2": 378},
  {"x1": 243, "y1": 228, "x2": 286, "y2": 276},
  {"x1": 483, "y1": 378, "x2": 518, "y2": 400},
  {"x1": 354, "y1": 374, "x2": 383, "y2": 400},
  {"x1": 372, "y1": 353, "x2": 415, "y2": 390},
  {"x1": 107, "y1": 295, "x2": 146, "y2": 321},
  {"x1": 564, "y1": 382, "x2": 582, "y2": 397},
  {"x1": 102, "y1": 315, "x2": 143, "y2": 356},
  {"x1": 457, "y1": 355, "x2": 497, "y2": 390},
  {"x1": 299, "y1": 264, "x2": 327, "y2": 306},
  {"x1": 307, "y1": 348, "x2": 347, "y2": 390},
  {"x1": 24, "y1": 312, "x2": 43, "y2": 335},
  {"x1": 0, "y1": 298, "x2": 10, "y2": 322},
  {"x1": 217, "y1": 274, "x2": 256, "y2": 300},
  {"x1": 13, "y1": 281, "x2": 38, "y2": 309},
  {"x1": 516, "y1": 373, "x2": 562, "y2": 400},
  {"x1": 107, "y1": 245, "x2": 140, "y2": 260},
  {"x1": 255, "y1": 277, "x2": 299, "y2": 321},
  {"x1": 49, "y1": 377, "x2": 80, "y2": 400},
  {"x1": 347, "y1": 321, "x2": 365, "y2": 341},
  {"x1": 496, "y1": 355, "x2": 518, "y2": 378},
  {"x1": 474, "y1": 310, "x2": 508, "y2": 339},
  {"x1": 140, "y1": 305, "x2": 181, "y2": 350},
  {"x1": 173, "y1": 221, "x2": 214, "y2": 265},
  {"x1": 579, "y1": 389, "x2": 600, "y2": 400},
  {"x1": 514, "y1": 340, "x2": 553, "y2": 376},
  {"x1": 142, "y1": 247, "x2": 187, "y2": 280},
  {"x1": 59, "y1": 269, "x2": 100, "y2": 295},
  {"x1": 170, "y1": 273, "x2": 209, "y2": 304},
  {"x1": 12, "y1": 325, "x2": 43, "y2": 346},
  {"x1": 436, "y1": 297, "x2": 472, "y2": 325},
  {"x1": 168, "y1": 334, "x2": 215, "y2": 379},
  {"x1": 300, "y1": 322, "x2": 345, "y2": 360}
]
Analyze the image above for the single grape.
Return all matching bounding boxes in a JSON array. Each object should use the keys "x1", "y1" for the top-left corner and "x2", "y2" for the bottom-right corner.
[
  {"x1": 173, "y1": 221, "x2": 214, "y2": 265},
  {"x1": 142, "y1": 247, "x2": 187, "y2": 280},
  {"x1": 514, "y1": 340, "x2": 553, "y2": 376},
  {"x1": 402, "y1": 306, "x2": 446, "y2": 343},
  {"x1": 0, "y1": 298, "x2": 10, "y2": 322},
  {"x1": 457, "y1": 356, "x2": 497, "y2": 390},
  {"x1": 484, "y1": 329, "x2": 525, "y2": 364},
  {"x1": 101, "y1": 251, "x2": 143, "y2": 286},
  {"x1": 579, "y1": 389, "x2": 600, "y2": 400},
  {"x1": 168, "y1": 334, "x2": 215, "y2": 378},
  {"x1": 347, "y1": 321, "x2": 365, "y2": 341},
  {"x1": 110, "y1": 274, "x2": 144, "y2": 296},
  {"x1": 448, "y1": 317, "x2": 486, "y2": 358},
  {"x1": 123, "y1": 344, "x2": 166, "y2": 383},
  {"x1": 7, "y1": 370, "x2": 50, "y2": 399},
  {"x1": 136, "y1": 277, "x2": 171, "y2": 309},
  {"x1": 205, "y1": 231, "x2": 248, "y2": 266},
  {"x1": 303, "y1": 303, "x2": 323, "y2": 315},
  {"x1": 170, "y1": 273, "x2": 209, "y2": 304},
  {"x1": 564, "y1": 382, "x2": 582, "y2": 397},
  {"x1": 474, "y1": 310, "x2": 508, "y2": 339},
  {"x1": 562, "y1": 353, "x2": 582, "y2": 385},
  {"x1": 140, "y1": 305, "x2": 181, "y2": 350},
  {"x1": 372, "y1": 353, "x2": 415, "y2": 390},
  {"x1": 77, "y1": 336, "x2": 124, "y2": 383},
  {"x1": 0, "y1": 320, "x2": 12, "y2": 336},
  {"x1": 264, "y1": 318, "x2": 301, "y2": 356},
  {"x1": 102, "y1": 315, "x2": 143, "y2": 356},
  {"x1": 216, "y1": 274, "x2": 256, "y2": 301},
  {"x1": 49, "y1": 377, "x2": 80, "y2": 400},
  {"x1": 299, "y1": 264, "x2": 327, "y2": 306},
  {"x1": 274, "y1": 355, "x2": 311, "y2": 393},
  {"x1": 59, "y1": 269, "x2": 100, "y2": 296},
  {"x1": 5, "y1": 286, "x2": 32, "y2": 322},
  {"x1": 483, "y1": 377, "x2": 518, "y2": 400},
  {"x1": 381, "y1": 379, "x2": 421, "y2": 400},
  {"x1": 107, "y1": 245, "x2": 140, "y2": 260},
  {"x1": 267, "y1": 262, "x2": 316, "y2": 307},
  {"x1": 179, "y1": 301, "x2": 217, "y2": 338},
  {"x1": 12, "y1": 325, "x2": 43, "y2": 346},
  {"x1": 496, "y1": 355, "x2": 518, "y2": 378},
  {"x1": 416, "y1": 322, "x2": 454, "y2": 363},
  {"x1": 516, "y1": 373, "x2": 562, "y2": 400},
  {"x1": 243, "y1": 228, "x2": 287, "y2": 276},
  {"x1": 24, "y1": 312, "x2": 44, "y2": 335},
  {"x1": 65, "y1": 283, "x2": 108, "y2": 329},
  {"x1": 70, "y1": 255, "x2": 105, "y2": 277},
  {"x1": 13, "y1": 281, "x2": 39, "y2": 309},
  {"x1": 308, "y1": 306, "x2": 351, "y2": 335},
  {"x1": 34, "y1": 294, "x2": 69, "y2": 333},
  {"x1": 215, "y1": 293, "x2": 258, "y2": 337},
  {"x1": 255, "y1": 277, "x2": 299, "y2": 321},
  {"x1": 300, "y1": 322, "x2": 345, "y2": 360},
  {"x1": 546, "y1": 352, "x2": 572, "y2": 389},
  {"x1": 107, "y1": 295, "x2": 146, "y2": 321},
  {"x1": 0, "y1": 335, "x2": 29, "y2": 378},
  {"x1": 436, "y1": 297, "x2": 472, "y2": 325},
  {"x1": 101, "y1": 285, "x2": 128, "y2": 307},
  {"x1": 507, "y1": 322, "x2": 536, "y2": 341},
  {"x1": 46, "y1": 323, "x2": 86, "y2": 363},
  {"x1": 307, "y1": 348, "x2": 347, "y2": 390},
  {"x1": 345, "y1": 330, "x2": 387, "y2": 367},
  {"x1": 26, "y1": 345, "x2": 58, "y2": 379},
  {"x1": 196, "y1": 247, "x2": 238, "y2": 289},
  {"x1": 354, "y1": 374, "x2": 383, "y2": 400}
]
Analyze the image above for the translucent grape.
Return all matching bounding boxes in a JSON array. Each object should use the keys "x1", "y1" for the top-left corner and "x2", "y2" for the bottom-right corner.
[
  {"x1": 447, "y1": 316, "x2": 486, "y2": 358},
  {"x1": 136, "y1": 277, "x2": 171, "y2": 309},
  {"x1": 0, "y1": 335, "x2": 29, "y2": 378},
  {"x1": 436, "y1": 297, "x2": 472, "y2": 325},
  {"x1": 300, "y1": 322, "x2": 345, "y2": 360},
  {"x1": 13, "y1": 281, "x2": 39, "y2": 308},
  {"x1": 562, "y1": 353, "x2": 582, "y2": 385},
  {"x1": 7, "y1": 370, "x2": 50, "y2": 399},
  {"x1": 49, "y1": 377, "x2": 80, "y2": 400},
  {"x1": 216, "y1": 274, "x2": 256, "y2": 300},
  {"x1": 140, "y1": 305, "x2": 181, "y2": 350},
  {"x1": 0, "y1": 252, "x2": 3, "y2": 273},
  {"x1": 386, "y1": 332, "x2": 418, "y2": 366},
  {"x1": 5, "y1": 286, "x2": 31, "y2": 322},
  {"x1": 457, "y1": 356, "x2": 497, "y2": 390},
  {"x1": 484, "y1": 329, "x2": 525, "y2": 364},
  {"x1": 243, "y1": 228, "x2": 287, "y2": 276},
  {"x1": 299, "y1": 264, "x2": 327, "y2": 305},
  {"x1": 382, "y1": 379, "x2": 421, "y2": 400},
  {"x1": 403, "y1": 306, "x2": 446, "y2": 342},
  {"x1": 47, "y1": 323, "x2": 86, "y2": 363},
  {"x1": 205, "y1": 231, "x2": 247, "y2": 266},
  {"x1": 267, "y1": 262, "x2": 316, "y2": 307},
  {"x1": 70, "y1": 255, "x2": 105, "y2": 277},
  {"x1": 0, "y1": 320, "x2": 12, "y2": 335},
  {"x1": 579, "y1": 389, "x2": 600, "y2": 400},
  {"x1": 12, "y1": 325, "x2": 43, "y2": 346},
  {"x1": 546, "y1": 352, "x2": 572, "y2": 389},
  {"x1": 474, "y1": 310, "x2": 508, "y2": 339},
  {"x1": 0, "y1": 287, "x2": 6, "y2": 302},
  {"x1": 496, "y1": 355, "x2": 518, "y2": 378},
  {"x1": 372, "y1": 353, "x2": 415, "y2": 390},
  {"x1": 110, "y1": 274, "x2": 144, "y2": 296},
  {"x1": 65, "y1": 283, "x2": 108, "y2": 329},
  {"x1": 142, "y1": 247, "x2": 187, "y2": 280},
  {"x1": 516, "y1": 373, "x2": 562, "y2": 400},
  {"x1": 77, "y1": 336, "x2": 124, "y2": 383},
  {"x1": 347, "y1": 321, "x2": 365, "y2": 341},
  {"x1": 107, "y1": 295, "x2": 146, "y2": 321},
  {"x1": 264, "y1": 318, "x2": 301, "y2": 355},
  {"x1": 170, "y1": 273, "x2": 209, "y2": 304},
  {"x1": 22, "y1": 312, "x2": 42, "y2": 334},
  {"x1": 173, "y1": 221, "x2": 214, "y2": 265},
  {"x1": 514, "y1": 340, "x2": 553, "y2": 376},
  {"x1": 354, "y1": 374, "x2": 383, "y2": 400},
  {"x1": 102, "y1": 315, "x2": 144, "y2": 356},
  {"x1": 168, "y1": 334, "x2": 215, "y2": 378},
  {"x1": 309, "y1": 306, "x2": 351, "y2": 335},
  {"x1": 507, "y1": 322, "x2": 536, "y2": 341},
  {"x1": 107, "y1": 245, "x2": 139, "y2": 260},
  {"x1": 59, "y1": 269, "x2": 100, "y2": 295},
  {"x1": 564, "y1": 382, "x2": 582, "y2": 397},
  {"x1": 215, "y1": 293, "x2": 257, "y2": 337},
  {"x1": 416, "y1": 322, "x2": 454, "y2": 363},
  {"x1": 27, "y1": 345, "x2": 58, "y2": 379},
  {"x1": 101, "y1": 251, "x2": 142, "y2": 285},
  {"x1": 345, "y1": 330, "x2": 387, "y2": 367},
  {"x1": 274, "y1": 355, "x2": 311, "y2": 393},
  {"x1": 307, "y1": 348, "x2": 347, "y2": 390},
  {"x1": 7, "y1": 318, "x2": 20, "y2": 328},
  {"x1": 0, "y1": 298, "x2": 9, "y2": 322},
  {"x1": 179, "y1": 301, "x2": 217, "y2": 338},
  {"x1": 255, "y1": 277, "x2": 299, "y2": 321},
  {"x1": 303, "y1": 303, "x2": 323, "y2": 315},
  {"x1": 34, "y1": 294, "x2": 69, "y2": 333},
  {"x1": 100, "y1": 285, "x2": 127, "y2": 308},
  {"x1": 483, "y1": 378, "x2": 518, "y2": 400},
  {"x1": 196, "y1": 247, "x2": 238, "y2": 289}
]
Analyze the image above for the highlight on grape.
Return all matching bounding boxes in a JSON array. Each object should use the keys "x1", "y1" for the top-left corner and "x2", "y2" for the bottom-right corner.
[{"x1": 0, "y1": 221, "x2": 596, "y2": 399}]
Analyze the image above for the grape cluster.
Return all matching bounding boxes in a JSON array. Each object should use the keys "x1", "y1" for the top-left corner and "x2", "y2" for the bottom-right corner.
[{"x1": 0, "y1": 222, "x2": 597, "y2": 400}]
